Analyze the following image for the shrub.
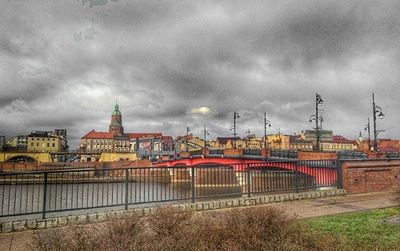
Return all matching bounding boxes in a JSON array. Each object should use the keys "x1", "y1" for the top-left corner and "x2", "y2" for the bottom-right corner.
[{"x1": 29, "y1": 206, "x2": 343, "y2": 251}]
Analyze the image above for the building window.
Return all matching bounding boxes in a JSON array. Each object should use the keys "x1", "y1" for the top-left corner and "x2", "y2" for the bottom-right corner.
[{"x1": 52, "y1": 143, "x2": 55, "y2": 147}]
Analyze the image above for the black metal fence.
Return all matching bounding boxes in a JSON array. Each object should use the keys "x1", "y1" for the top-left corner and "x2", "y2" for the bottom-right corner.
[
  {"x1": 243, "y1": 149, "x2": 261, "y2": 156},
  {"x1": 0, "y1": 160, "x2": 337, "y2": 219},
  {"x1": 337, "y1": 151, "x2": 368, "y2": 160},
  {"x1": 208, "y1": 149, "x2": 224, "y2": 155},
  {"x1": 270, "y1": 150, "x2": 298, "y2": 159}
]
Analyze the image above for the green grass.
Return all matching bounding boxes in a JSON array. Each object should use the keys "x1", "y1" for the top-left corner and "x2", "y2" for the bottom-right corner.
[{"x1": 306, "y1": 207, "x2": 400, "y2": 250}]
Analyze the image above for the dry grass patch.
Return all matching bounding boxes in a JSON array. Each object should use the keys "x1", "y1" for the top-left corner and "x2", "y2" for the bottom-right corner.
[{"x1": 29, "y1": 206, "x2": 343, "y2": 251}]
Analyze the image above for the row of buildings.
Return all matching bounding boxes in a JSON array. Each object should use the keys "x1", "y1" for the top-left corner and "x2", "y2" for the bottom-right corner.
[
  {"x1": 0, "y1": 129, "x2": 68, "y2": 153},
  {"x1": 79, "y1": 103, "x2": 174, "y2": 161},
  {"x1": 79, "y1": 104, "x2": 398, "y2": 158},
  {"x1": 2, "y1": 104, "x2": 399, "y2": 161}
]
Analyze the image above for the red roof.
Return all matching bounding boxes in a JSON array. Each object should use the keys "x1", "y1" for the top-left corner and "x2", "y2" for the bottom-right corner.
[
  {"x1": 380, "y1": 146, "x2": 399, "y2": 153},
  {"x1": 127, "y1": 133, "x2": 162, "y2": 139},
  {"x1": 82, "y1": 130, "x2": 162, "y2": 140},
  {"x1": 81, "y1": 130, "x2": 113, "y2": 139},
  {"x1": 332, "y1": 135, "x2": 351, "y2": 143}
]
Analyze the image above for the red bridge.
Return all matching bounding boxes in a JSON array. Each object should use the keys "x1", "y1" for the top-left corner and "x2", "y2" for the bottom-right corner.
[{"x1": 154, "y1": 157, "x2": 337, "y2": 186}]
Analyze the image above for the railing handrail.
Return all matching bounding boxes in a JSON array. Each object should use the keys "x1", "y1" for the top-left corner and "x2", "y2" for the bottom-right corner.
[{"x1": 0, "y1": 159, "x2": 339, "y2": 176}]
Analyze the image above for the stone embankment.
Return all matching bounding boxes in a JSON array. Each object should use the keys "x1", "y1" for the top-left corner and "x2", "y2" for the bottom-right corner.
[{"x1": 0, "y1": 189, "x2": 346, "y2": 233}]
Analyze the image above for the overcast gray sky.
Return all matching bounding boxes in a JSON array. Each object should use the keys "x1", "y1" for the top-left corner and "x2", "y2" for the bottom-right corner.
[{"x1": 1, "y1": 0, "x2": 399, "y2": 148}]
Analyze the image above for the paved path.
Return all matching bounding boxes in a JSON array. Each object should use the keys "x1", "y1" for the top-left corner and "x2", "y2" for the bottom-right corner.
[{"x1": 0, "y1": 192, "x2": 397, "y2": 251}]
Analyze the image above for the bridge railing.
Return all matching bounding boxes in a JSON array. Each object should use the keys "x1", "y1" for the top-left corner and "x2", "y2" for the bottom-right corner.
[
  {"x1": 208, "y1": 149, "x2": 224, "y2": 155},
  {"x1": 242, "y1": 149, "x2": 261, "y2": 156},
  {"x1": 270, "y1": 150, "x2": 298, "y2": 159},
  {"x1": 0, "y1": 159, "x2": 338, "y2": 219}
]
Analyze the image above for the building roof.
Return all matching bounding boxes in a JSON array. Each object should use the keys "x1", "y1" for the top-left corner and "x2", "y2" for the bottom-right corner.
[
  {"x1": 216, "y1": 137, "x2": 241, "y2": 144},
  {"x1": 332, "y1": 135, "x2": 352, "y2": 143},
  {"x1": 127, "y1": 133, "x2": 162, "y2": 139},
  {"x1": 112, "y1": 103, "x2": 121, "y2": 116},
  {"x1": 81, "y1": 130, "x2": 113, "y2": 139},
  {"x1": 380, "y1": 146, "x2": 399, "y2": 153},
  {"x1": 81, "y1": 130, "x2": 162, "y2": 140},
  {"x1": 289, "y1": 135, "x2": 302, "y2": 142}
]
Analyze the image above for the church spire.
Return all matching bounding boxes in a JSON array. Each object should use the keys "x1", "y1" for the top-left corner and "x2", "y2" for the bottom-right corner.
[
  {"x1": 109, "y1": 102, "x2": 123, "y2": 136},
  {"x1": 112, "y1": 100, "x2": 121, "y2": 116}
]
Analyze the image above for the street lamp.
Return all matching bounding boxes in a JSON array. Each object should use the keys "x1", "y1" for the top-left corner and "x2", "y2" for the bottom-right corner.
[
  {"x1": 309, "y1": 93, "x2": 324, "y2": 151},
  {"x1": 372, "y1": 93, "x2": 385, "y2": 152},
  {"x1": 186, "y1": 127, "x2": 190, "y2": 152},
  {"x1": 364, "y1": 117, "x2": 371, "y2": 151},
  {"x1": 232, "y1": 112, "x2": 240, "y2": 149},
  {"x1": 203, "y1": 126, "x2": 209, "y2": 149},
  {"x1": 264, "y1": 112, "x2": 271, "y2": 149}
]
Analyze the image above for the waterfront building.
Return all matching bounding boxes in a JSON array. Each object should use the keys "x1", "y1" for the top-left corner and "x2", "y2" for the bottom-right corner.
[
  {"x1": 303, "y1": 130, "x2": 333, "y2": 147},
  {"x1": 245, "y1": 135, "x2": 263, "y2": 149},
  {"x1": 267, "y1": 134, "x2": 290, "y2": 150},
  {"x1": 320, "y1": 135, "x2": 356, "y2": 152},
  {"x1": 80, "y1": 103, "x2": 162, "y2": 154},
  {"x1": 5, "y1": 135, "x2": 28, "y2": 150},
  {"x1": 289, "y1": 135, "x2": 313, "y2": 151},
  {"x1": 27, "y1": 131, "x2": 67, "y2": 153}
]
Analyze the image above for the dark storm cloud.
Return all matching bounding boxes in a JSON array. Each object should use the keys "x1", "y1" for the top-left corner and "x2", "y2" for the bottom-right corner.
[{"x1": 1, "y1": 0, "x2": 400, "y2": 148}]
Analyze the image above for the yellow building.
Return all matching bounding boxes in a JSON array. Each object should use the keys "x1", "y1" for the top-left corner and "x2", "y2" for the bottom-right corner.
[
  {"x1": 289, "y1": 136, "x2": 313, "y2": 151},
  {"x1": 27, "y1": 133, "x2": 66, "y2": 153},
  {"x1": 321, "y1": 135, "x2": 356, "y2": 152},
  {"x1": 267, "y1": 134, "x2": 290, "y2": 150},
  {"x1": 245, "y1": 135, "x2": 263, "y2": 149}
]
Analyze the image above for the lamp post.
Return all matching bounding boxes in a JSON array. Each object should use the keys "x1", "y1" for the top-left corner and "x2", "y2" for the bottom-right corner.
[
  {"x1": 203, "y1": 126, "x2": 209, "y2": 149},
  {"x1": 232, "y1": 112, "x2": 240, "y2": 149},
  {"x1": 186, "y1": 127, "x2": 190, "y2": 152},
  {"x1": 364, "y1": 117, "x2": 371, "y2": 151},
  {"x1": 309, "y1": 93, "x2": 324, "y2": 151},
  {"x1": 372, "y1": 93, "x2": 385, "y2": 152},
  {"x1": 264, "y1": 112, "x2": 271, "y2": 149}
]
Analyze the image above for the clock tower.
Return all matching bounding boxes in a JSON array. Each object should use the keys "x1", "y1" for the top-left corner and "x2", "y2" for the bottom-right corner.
[{"x1": 109, "y1": 102, "x2": 124, "y2": 136}]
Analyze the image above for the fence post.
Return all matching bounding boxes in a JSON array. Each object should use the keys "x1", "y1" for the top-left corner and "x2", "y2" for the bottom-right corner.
[
  {"x1": 42, "y1": 172, "x2": 48, "y2": 219},
  {"x1": 191, "y1": 166, "x2": 195, "y2": 203},
  {"x1": 247, "y1": 167, "x2": 251, "y2": 197},
  {"x1": 124, "y1": 169, "x2": 129, "y2": 210},
  {"x1": 337, "y1": 160, "x2": 343, "y2": 189}
]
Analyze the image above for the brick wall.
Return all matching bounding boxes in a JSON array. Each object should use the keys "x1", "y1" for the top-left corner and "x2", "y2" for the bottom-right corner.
[
  {"x1": 0, "y1": 162, "x2": 39, "y2": 172},
  {"x1": 223, "y1": 149, "x2": 243, "y2": 156},
  {"x1": 341, "y1": 160, "x2": 400, "y2": 194},
  {"x1": 297, "y1": 151, "x2": 337, "y2": 160}
]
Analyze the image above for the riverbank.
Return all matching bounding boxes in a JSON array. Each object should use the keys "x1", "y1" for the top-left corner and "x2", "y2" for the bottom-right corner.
[{"x1": 0, "y1": 190, "x2": 398, "y2": 250}]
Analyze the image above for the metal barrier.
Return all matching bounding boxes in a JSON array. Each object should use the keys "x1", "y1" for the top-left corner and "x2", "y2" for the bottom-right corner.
[
  {"x1": 0, "y1": 160, "x2": 337, "y2": 219},
  {"x1": 337, "y1": 151, "x2": 368, "y2": 160},
  {"x1": 208, "y1": 149, "x2": 224, "y2": 155},
  {"x1": 243, "y1": 149, "x2": 261, "y2": 156},
  {"x1": 270, "y1": 150, "x2": 298, "y2": 159}
]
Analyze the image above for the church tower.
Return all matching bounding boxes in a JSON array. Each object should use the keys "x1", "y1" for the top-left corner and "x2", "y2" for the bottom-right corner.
[{"x1": 109, "y1": 102, "x2": 124, "y2": 136}]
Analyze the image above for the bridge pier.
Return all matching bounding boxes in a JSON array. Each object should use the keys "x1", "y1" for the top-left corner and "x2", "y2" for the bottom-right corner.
[
  {"x1": 129, "y1": 168, "x2": 171, "y2": 183},
  {"x1": 193, "y1": 166, "x2": 242, "y2": 197}
]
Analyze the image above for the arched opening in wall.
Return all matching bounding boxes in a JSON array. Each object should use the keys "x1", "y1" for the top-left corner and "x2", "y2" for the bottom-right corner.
[{"x1": 6, "y1": 156, "x2": 37, "y2": 163}]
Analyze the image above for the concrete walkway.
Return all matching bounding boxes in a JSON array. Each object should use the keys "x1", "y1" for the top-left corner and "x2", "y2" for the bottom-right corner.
[{"x1": 0, "y1": 192, "x2": 397, "y2": 251}]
